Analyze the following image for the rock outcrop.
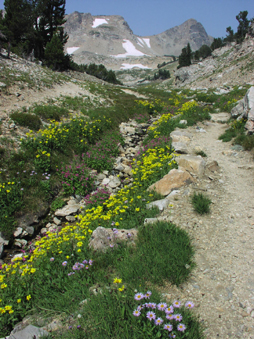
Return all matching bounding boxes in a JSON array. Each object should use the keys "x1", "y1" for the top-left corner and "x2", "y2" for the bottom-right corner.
[{"x1": 231, "y1": 86, "x2": 254, "y2": 134}]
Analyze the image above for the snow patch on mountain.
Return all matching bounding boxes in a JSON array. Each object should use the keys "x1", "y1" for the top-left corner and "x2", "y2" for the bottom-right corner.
[
  {"x1": 143, "y1": 38, "x2": 151, "y2": 48},
  {"x1": 136, "y1": 37, "x2": 151, "y2": 49},
  {"x1": 92, "y1": 18, "x2": 108, "y2": 28},
  {"x1": 137, "y1": 37, "x2": 145, "y2": 47},
  {"x1": 113, "y1": 39, "x2": 146, "y2": 58},
  {"x1": 120, "y1": 63, "x2": 150, "y2": 69},
  {"x1": 67, "y1": 47, "x2": 80, "y2": 54}
]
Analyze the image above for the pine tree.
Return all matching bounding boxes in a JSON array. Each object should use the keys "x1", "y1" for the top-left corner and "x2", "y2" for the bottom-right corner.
[
  {"x1": 34, "y1": 0, "x2": 68, "y2": 59},
  {"x1": 3, "y1": 0, "x2": 34, "y2": 55},
  {"x1": 236, "y1": 11, "x2": 250, "y2": 42},
  {"x1": 178, "y1": 43, "x2": 192, "y2": 69},
  {"x1": 44, "y1": 33, "x2": 65, "y2": 70},
  {"x1": 225, "y1": 26, "x2": 235, "y2": 42}
]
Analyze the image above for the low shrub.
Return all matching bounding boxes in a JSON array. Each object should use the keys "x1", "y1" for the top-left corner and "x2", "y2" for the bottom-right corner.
[
  {"x1": 82, "y1": 131, "x2": 124, "y2": 172},
  {"x1": 33, "y1": 105, "x2": 69, "y2": 121},
  {"x1": 195, "y1": 150, "x2": 207, "y2": 157},
  {"x1": 191, "y1": 192, "x2": 211, "y2": 215},
  {"x1": 10, "y1": 112, "x2": 42, "y2": 131},
  {"x1": 219, "y1": 118, "x2": 246, "y2": 142},
  {"x1": 83, "y1": 188, "x2": 111, "y2": 209},
  {"x1": 0, "y1": 180, "x2": 23, "y2": 238},
  {"x1": 50, "y1": 197, "x2": 66, "y2": 212},
  {"x1": 59, "y1": 157, "x2": 96, "y2": 196}
]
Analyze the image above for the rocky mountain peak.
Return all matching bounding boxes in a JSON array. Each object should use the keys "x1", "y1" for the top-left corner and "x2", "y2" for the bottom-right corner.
[{"x1": 64, "y1": 11, "x2": 213, "y2": 70}]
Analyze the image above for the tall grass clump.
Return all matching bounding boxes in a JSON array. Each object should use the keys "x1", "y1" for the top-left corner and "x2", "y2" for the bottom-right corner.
[
  {"x1": 192, "y1": 192, "x2": 211, "y2": 215},
  {"x1": 219, "y1": 118, "x2": 246, "y2": 142}
]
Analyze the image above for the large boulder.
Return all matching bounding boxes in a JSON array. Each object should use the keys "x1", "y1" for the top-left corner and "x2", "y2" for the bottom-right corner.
[
  {"x1": 9, "y1": 324, "x2": 49, "y2": 339},
  {"x1": 170, "y1": 130, "x2": 192, "y2": 143},
  {"x1": 176, "y1": 155, "x2": 206, "y2": 177},
  {"x1": 171, "y1": 141, "x2": 189, "y2": 154},
  {"x1": 231, "y1": 86, "x2": 254, "y2": 134},
  {"x1": 55, "y1": 199, "x2": 80, "y2": 217},
  {"x1": 89, "y1": 227, "x2": 138, "y2": 252},
  {"x1": 148, "y1": 168, "x2": 194, "y2": 196}
]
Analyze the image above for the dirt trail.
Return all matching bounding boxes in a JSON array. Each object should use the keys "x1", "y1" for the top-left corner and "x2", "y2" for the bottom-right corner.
[
  {"x1": 0, "y1": 81, "x2": 91, "y2": 116},
  {"x1": 160, "y1": 113, "x2": 254, "y2": 338}
]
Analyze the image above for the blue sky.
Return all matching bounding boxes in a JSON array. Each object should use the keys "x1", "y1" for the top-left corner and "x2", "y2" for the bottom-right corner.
[{"x1": 0, "y1": 0, "x2": 253, "y2": 38}]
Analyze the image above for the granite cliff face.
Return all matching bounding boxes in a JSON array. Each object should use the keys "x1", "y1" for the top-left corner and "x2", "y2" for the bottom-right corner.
[{"x1": 64, "y1": 12, "x2": 213, "y2": 69}]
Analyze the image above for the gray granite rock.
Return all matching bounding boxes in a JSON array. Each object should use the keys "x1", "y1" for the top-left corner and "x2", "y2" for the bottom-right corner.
[{"x1": 9, "y1": 325, "x2": 48, "y2": 339}]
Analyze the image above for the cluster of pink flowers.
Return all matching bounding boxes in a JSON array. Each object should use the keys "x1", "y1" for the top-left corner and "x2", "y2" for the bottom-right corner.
[{"x1": 133, "y1": 291, "x2": 195, "y2": 335}]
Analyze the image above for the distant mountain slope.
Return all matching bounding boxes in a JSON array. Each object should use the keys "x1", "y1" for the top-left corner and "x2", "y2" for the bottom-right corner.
[{"x1": 64, "y1": 12, "x2": 213, "y2": 69}]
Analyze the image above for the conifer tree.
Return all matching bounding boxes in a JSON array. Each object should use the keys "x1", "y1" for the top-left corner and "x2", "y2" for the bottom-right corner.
[
  {"x1": 178, "y1": 43, "x2": 192, "y2": 69},
  {"x1": 44, "y1": 33, "x2": 65, "y2": 70},
  {"x1": 236, "y1": 11, "x2": 250, "y2": 42},
  {"x1": 34, "y1": 0, "x2": 68, "y2": 59},
  {"x1": 3, "y1": 0, "x2": 34, "y2": 53}
]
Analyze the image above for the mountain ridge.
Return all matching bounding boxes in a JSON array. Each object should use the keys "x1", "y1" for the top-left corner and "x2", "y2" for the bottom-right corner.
[{"x1": 64, "y1": 12, "x2": 213, "y2": 69}]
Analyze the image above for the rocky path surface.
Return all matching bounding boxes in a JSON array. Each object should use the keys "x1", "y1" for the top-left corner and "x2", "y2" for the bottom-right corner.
[
  {"x1": 0, "y1": 81, "x2": 92, "y2": 116},
  {"x1": 160, "y1": 113, "x2": 254, "y2": 338}
]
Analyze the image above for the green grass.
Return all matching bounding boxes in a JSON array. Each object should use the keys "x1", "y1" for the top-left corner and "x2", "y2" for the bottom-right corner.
[
  {"x1": 24, "y1": 222, "x2": 199, "y2": 339},
  {"x1": 33, "y1": 104, "x2": 69, "y2": 121},
  {"x1": 191, "y1": 192, "x2": 211, "y2": 215},
  {"x1": 10, "y1": 112, "x2": 42, "y2": 130},
  {"x1": 218, "y1": 118, "x2": 254, "y2": 151},
  {"x1": 219, "y1": 128, "x2": 238, "y2": 142},
  {"x1": 195, "y1": 150, "x2": 207, "y2": 157}
]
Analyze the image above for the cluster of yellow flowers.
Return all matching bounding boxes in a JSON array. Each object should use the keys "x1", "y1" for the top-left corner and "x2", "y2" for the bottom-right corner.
[
  {"x1": 135, "y1": 99, "x2": 166, "y2": 113},
  {"x1": 0, "y1": 181, "x2": 15, "y2": 194},
  {"x1": 35, "y1": 149, "x2": 51, "y2": 158},
  {"x1": 132, "y1": 147, "x2": 176, "y2": 182},
  {"x1": 176, "y1": 100, "x2": 198, "y2": 114},
  {"x1": 24, "y1": 116, "x2": 111, "y2": 151},
  {"x1": 148, "y1": 100, "x2": 198, "y2": 139}
]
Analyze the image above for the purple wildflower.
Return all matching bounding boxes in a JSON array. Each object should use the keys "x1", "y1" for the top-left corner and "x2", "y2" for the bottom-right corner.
[
  {"x1": 163, "y1": 324, "x2": 173, "y2": 332},
  {"x1": 145, "y1": 290, "x2": 152, "y2": 299},
  {"x1": 165, "y1": 305, "x2": 174, "y2": 314},
  {"x1": 157, "y1": 303, "x2": 167, "y2": 311},
  {"x1": 133, "y1": 309, "x2": 141, "y2": 317},
  {"x1": 185, "y1": 301, "x2": 194, "y2": 309},
  {"x1": 173, "y1": 300, "x2": 181, "y2": 308},
  {"x1": 146, "y1": 311, "x2": 156, "y2": 321},
  {"x1": 134, "y1": 293, "x2": 144, "y2": 301},
  {"x1": 166, "y1": 314, "x2": 174, "y2": 321},
  {"x1": 174, "y1": 314, "x2": 183, "y2": 322},
  {"x1": 154, "y1": 317, "x2": 164, "y2": 325},
  {"x1": 62, "y1": 261, "x2": 68, "y2": 266},
  {"x1": 177, "y1": 323, "x2": 186, "y2": 332},
  {"x1": 50, "y1": 257, "x2": 54, "y2": 262}
]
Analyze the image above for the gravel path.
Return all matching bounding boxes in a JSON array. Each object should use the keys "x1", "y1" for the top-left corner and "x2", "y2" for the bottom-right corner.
[{"x1": 160, "y1": 113, "x2": 254, "y2": 338}]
